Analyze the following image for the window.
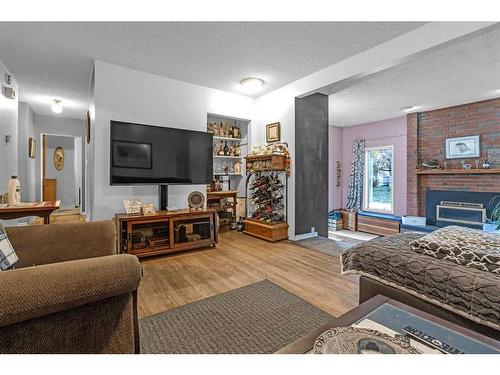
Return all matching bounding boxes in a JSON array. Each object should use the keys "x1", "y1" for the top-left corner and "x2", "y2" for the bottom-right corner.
[{"x1": 363, "y1": 146, "x2": 394, "y2": 213}]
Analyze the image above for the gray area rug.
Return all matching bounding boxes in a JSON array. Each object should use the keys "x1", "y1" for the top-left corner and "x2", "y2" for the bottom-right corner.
[
  {"x1": 139, "y1": 279, "x2": 333, "y2": 353},
  {"x1": 294, "y1": 236, "x2": 363, "y2": 257}
]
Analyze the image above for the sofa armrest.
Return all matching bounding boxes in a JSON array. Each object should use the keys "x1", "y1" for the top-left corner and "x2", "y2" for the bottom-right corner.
[
  {"x1": 0, "y1": 254, "x2": 141, "y2": 327},
  {"x1": 5, "y1": 221, "x2": 117, "y2": 267}
]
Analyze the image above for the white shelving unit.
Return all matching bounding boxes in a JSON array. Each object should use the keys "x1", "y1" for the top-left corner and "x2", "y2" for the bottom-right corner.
[{"x1": 208, "y1": 113, "x2": 250, "y2": 196}]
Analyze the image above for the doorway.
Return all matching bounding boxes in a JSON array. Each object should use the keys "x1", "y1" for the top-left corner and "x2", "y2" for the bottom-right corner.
[{"x1": 41, "y1": 134, "x2": 84, "y2": 210}]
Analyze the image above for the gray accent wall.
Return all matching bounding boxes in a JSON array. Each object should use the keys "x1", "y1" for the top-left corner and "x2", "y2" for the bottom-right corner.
[{"x1": 294, "y1": 93, "x2": 329, "y2": 237}]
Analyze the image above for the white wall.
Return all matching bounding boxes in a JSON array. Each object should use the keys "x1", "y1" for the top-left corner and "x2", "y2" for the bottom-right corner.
[
  {"x1": 18, "y1": 102, "x2": 36, "y2": 201},
  {"x1": 0, "y1": 58, "x2": 19, "y2": 192},
  {"x1": 34, "y1": 114, "x2": 85, "y2": 202},
  {"x1": 90, "y1": 61, "x2": 255, "y2": 220}
]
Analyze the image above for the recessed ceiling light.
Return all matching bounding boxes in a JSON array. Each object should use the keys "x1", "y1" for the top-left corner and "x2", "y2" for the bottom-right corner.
[
  {"x1": 400, "y1": 105, "x2": 414, "y2": 112},
  {"x1": 240, "y1": 77, "x2": 265, "y2": 94},
  {"x1": 51, "y1": 99, "x2": 63, "y2": 114}
]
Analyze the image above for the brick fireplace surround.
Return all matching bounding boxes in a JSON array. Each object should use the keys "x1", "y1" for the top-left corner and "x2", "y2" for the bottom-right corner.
[{"x1": 407, "y1": 97, "x2": 500, "y2": 217}]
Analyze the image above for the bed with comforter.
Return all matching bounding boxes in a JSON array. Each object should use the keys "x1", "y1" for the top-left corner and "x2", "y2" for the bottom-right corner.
[{"x1": 341, "y1": 230, "x2": 500, "y2": 333}]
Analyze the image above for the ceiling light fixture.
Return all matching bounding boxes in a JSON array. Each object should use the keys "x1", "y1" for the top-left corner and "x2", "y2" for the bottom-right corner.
[
  {"x1": 51, "y1": 99, "x2": 63, "y2": 114},
  {"x1": 240, "y1": 77, "x2": 265, "y2": 94},
  {"x1": 400, "y1": 105, "x2": 414, "y2": 112}
]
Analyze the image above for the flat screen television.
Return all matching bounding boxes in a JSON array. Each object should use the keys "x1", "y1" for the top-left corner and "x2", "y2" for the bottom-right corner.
[{"x1": 110, "y1": 120, "x2": 213, "y2": 185}]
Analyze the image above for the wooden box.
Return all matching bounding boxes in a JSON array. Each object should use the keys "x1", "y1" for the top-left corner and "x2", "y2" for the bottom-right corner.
[
  {"x1": 357, "y1": 215, "x2": 400, "y2": 237},
  {"x1": 341, "y1": 209, "x2": 357, "y2": 231},
  {"x1": 243, "y1": 219, "x2": 288, "y2": 242},
  {"x1": 245, "y1": 154, "x2": 286, "y2": 172}
]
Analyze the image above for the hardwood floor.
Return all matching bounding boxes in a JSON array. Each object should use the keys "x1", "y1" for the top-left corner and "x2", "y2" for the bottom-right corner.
[{"x1": 137, "y1": 231, "x2": 359, "y2": 319}]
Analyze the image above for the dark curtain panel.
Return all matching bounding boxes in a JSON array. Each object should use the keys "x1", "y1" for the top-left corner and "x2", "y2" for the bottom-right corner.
[{"x1": 346, "y1": 139, "x2": 366, "y2": 210}]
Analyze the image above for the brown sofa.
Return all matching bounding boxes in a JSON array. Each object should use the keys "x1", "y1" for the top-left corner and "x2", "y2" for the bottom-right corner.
[{"x1": 0, "y1": 221, "x2": 142, "y2": 354}]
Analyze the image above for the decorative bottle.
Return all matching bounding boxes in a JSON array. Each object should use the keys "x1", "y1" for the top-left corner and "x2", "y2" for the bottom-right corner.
[
  {"x1": 218, "y1": 141, "x2": 225, "y2": 156},
  {"x1": 224, "y1": 141, "x2": 229, "y2": 156},
  {"x1": 233, "y1": 122, "x2": 239, "y2": 138},
  {"x1": 7, "y1": 175, "x2": 20, "y2": 206}
]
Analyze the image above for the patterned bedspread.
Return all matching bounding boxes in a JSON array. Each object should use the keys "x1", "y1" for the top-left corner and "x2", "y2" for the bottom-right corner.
[{"x1": 341, "y1": 232, "x2": 500, "y2": 330}]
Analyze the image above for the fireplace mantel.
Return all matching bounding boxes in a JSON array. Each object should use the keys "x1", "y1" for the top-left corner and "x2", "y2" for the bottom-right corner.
[{"x1": 416, "y1": 168, "x2": 500, "y2": 175}]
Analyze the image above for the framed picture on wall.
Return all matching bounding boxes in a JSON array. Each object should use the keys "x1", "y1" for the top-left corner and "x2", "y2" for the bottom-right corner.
[
  {"x1": 445, "y1": 135, "x2": 480, "y2": 159},
  {"x1": 28, "y1": 137, "x2": 36, "y2": 158},
  {"x1": 266, "y1": 122, "x2": 281, "y2": 143},
  {"x1": 86, "y1": 110, "x2": 91, "y2": 144}
]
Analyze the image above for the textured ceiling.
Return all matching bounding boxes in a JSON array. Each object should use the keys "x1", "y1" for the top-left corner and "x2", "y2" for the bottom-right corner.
[
  {"x1": 0, "y1": 22, "x2": 426, "y2": 119},
  {"x1": 329, "y1": 25, "x2": 500, "y2": 127}
]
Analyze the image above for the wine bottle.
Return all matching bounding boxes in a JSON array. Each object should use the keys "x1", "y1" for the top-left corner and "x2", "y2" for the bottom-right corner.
[
  {"x1": 233, "y1": 122, "x2": 239, "y2": 138},
  {"x1": 224, "y1": 141, "x2": 229, "y2": 156}
]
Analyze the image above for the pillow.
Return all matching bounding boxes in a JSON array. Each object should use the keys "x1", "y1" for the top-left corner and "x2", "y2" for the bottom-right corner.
[
  {"x1": 409, "y1": 225, "x2": 500, "y2": 274},
  {"x1": 0, "y1": 224, "x2": 18, "y2": 271}
]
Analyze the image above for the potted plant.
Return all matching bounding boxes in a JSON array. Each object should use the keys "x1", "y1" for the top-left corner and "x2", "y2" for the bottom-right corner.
[{"x1": 483, "y1": 196, "x2": 500, "y2": 233}]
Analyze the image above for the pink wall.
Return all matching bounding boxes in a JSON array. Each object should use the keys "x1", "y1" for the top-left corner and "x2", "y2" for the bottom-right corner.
[
  {"x1": 329, "y1": 117, "x2": 407, "y2": 216},
  {"x1": 329, "y1": 126, "x2": 343, "y2": 210}
]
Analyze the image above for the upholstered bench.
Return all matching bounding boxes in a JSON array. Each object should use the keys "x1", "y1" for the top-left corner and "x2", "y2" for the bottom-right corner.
[{"x1": 357, "y1": 211, "x2": 401, "y2": 236}]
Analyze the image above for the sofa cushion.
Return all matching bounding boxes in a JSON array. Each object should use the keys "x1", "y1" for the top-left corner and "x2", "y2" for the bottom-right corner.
[
  {"x1": 0, "y1": 224, "x2": 18, "y2": 270},
  {"x1": 409, "y1": 225, "x2": 500, "y2": 274}
]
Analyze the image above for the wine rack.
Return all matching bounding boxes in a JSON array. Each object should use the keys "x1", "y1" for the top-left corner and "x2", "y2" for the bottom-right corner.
[{"x1": 244, "y1": 168, "x2": 288, "y2": 242}]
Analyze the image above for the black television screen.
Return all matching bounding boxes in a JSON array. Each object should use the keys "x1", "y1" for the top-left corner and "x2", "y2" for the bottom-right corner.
[{"x1": 110, "y1": 121, "x2": 213, "y2": 185}]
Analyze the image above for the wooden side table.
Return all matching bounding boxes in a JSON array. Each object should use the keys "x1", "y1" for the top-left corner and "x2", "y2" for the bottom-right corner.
[
  {"x1": 341, "y1": 209, "x2": 357, "y2": 231},
  {"x1": 0, "y1": 201, "x2": 60, "y2": 224}
]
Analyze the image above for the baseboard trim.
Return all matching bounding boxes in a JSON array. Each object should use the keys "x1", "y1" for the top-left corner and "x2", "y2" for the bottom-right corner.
[{"x1": 293, "y1": 232, "x2": 318, "y2": 241}]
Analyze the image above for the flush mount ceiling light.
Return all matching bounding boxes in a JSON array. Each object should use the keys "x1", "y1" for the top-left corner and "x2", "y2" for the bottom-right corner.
[
  {"x1": 240, "y1": 77, "x2": 265, "y2": 94},
  {"x1": 51, "y1": 99, "x2": 63, "y2": 114},
  {"x1": 400, "y1": 105, "x2": 414, "y2": 112}
]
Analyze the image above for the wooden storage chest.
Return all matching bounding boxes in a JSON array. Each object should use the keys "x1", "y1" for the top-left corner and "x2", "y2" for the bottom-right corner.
[
  {"x1": 243, "y1": 219, "x2": 288, "y2": 242},
  {"x1": 357, "y1": 215, "x2": 400, "y2": 236}
]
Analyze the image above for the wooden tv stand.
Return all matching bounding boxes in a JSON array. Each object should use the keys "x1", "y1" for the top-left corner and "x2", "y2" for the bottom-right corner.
[{"x1": 115, "y1": 209, "x2": 218, "y2": 258}]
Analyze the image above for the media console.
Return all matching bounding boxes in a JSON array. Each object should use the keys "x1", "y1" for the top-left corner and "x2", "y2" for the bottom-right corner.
[{"x1": 115, "y1": 209, "x2": 218, "y2": 258}]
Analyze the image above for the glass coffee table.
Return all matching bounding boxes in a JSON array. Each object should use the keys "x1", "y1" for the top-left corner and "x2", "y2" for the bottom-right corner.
[{"x1": 276, "y1": 295, "x2": 500, "y2": 354}]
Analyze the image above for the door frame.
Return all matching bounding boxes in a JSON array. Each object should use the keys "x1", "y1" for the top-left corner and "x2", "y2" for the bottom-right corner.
[{"x1": 41, "y1": 133, "x2": 85, "y2": 212}]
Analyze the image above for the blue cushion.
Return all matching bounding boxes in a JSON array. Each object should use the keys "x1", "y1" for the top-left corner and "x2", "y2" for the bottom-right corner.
[
  {"x1": 400, "y1": 224, "x2": 439, "y2": 233},
  {"x1": 358, "y1": 211, "x2": 401, "y2": 222}
]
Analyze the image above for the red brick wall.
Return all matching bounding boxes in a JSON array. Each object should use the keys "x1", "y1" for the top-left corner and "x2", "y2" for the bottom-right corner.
[
  {"x1": 406, "y1": 113, "x2": 419, "y2": 215},
  {"x1": 407, "y1": 98, "x2": 500, "y2": 216}
]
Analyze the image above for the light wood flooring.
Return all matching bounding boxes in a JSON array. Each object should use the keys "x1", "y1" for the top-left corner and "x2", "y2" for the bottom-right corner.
[{"x1": 137, "y1": 231, "x2": 359, "y2": 319}]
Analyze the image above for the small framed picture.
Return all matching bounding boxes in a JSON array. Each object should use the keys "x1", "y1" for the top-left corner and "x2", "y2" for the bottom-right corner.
[
  {"x1": 142, "y1": 203, "x2": 156, "y2": 216},
  {"x1": 123, "y1": 199, "x2": 142, "y2": 215},
  {"x1": 445, "y1": 135, "x2": 480, "y2": 159},
  {"x1": 266, "y1": 122, "x2": 281, "y2": 143},
  {"x1": 86, "y1": 111, "x2": 91, "y2": 144},
  {"x1": 28, "y1": 137, "x2": 36, "y2": 158}
]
